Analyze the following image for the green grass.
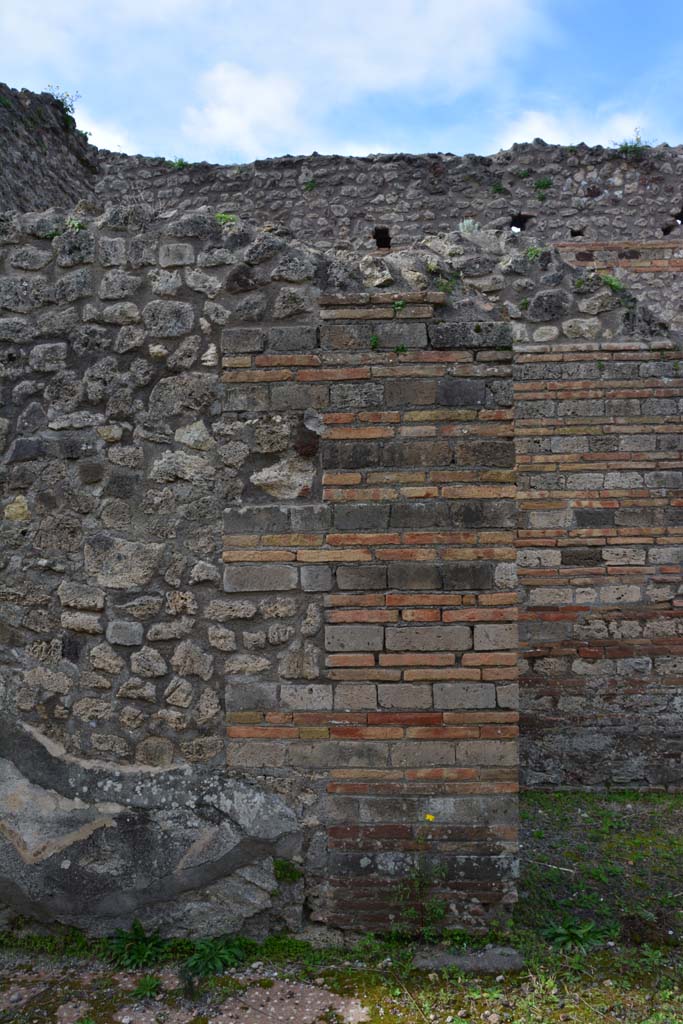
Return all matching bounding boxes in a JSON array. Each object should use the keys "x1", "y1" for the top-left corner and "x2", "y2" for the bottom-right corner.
[
  {"x1": 2, "y1": 793, "x2": 683, "y2": 1023},
  {"x1": 600, "y1": 272, "x2": 626, "y2": 293}
]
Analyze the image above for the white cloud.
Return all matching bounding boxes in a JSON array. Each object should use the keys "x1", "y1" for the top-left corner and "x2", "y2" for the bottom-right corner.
[
  {"x1": 179, "y1": 0, "x2": 549, "y2": 159},
  {"x1": 182, "y1": 64, "x2": 304, "y2": 159},
  {"x1": 75, "y1": 106, "x2": 138, "y2": 153},
  {"x1": 494, "y1": 108, "x2": 648, "y2": 150}
]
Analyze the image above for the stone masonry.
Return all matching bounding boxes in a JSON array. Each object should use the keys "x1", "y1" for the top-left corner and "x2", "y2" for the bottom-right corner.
[{"x1": 1, "y1": 80, "x2": 683, "y2": 937}]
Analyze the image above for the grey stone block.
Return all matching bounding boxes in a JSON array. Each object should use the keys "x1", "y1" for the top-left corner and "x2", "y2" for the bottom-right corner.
[
  {"x1": 336, "y1": 564, "x2": 387, "y2": 590},
  {"x1": 221, "y1": 328, "x2": 266, "y2": 353},
  {"x1": 301, "y1": 565, "x2": 333, "y2": 592},
  {"x1": 385, "y1": 625, "x2": 471, "y2": 652},
  {"x1": 389, "y1": 501, "x2": 450, "y2": 529},
  {"x1": 322, "y1": 441, "x2": 380, "y2": 469},
  {"x1": 106, "y1": 620, "x2": 144, "y2": 646},
  {"x1": 428, "y1": 322, "x2": 512, "y2": 350},
  {"x1": 330, "y1": 381, "x2": 385, "y2": 409},
  {"x1": 437, "y1": 377, "x2": 486, "y2": 408},
  {"x1": 267, "y1": 326, "x2": 318, "y2": 352},
  {"x1": 321, "y1": 322, "x2": 427, "y2": 350},
  {"x1": 270, "y1": 383, "x2": 329, "y2": 410},
  {"x1": 434, "y1": 682, "x2": 497, "y2": 709},
  {"x1": 387, "y1": 562, "x2": 442, "y2": 590},
  {"x1": 223, "y1": 564, "x2": 298, "y2": 592},
  {"x1": 334, "y1": 503, "x2": 390, "y2": 531},
  {"x1": 280, "y1": 683, "x2": 333, "y2": 710},
  {"x1": 441, "y1": 562, "x2": 495, "y2": 591},
  {"x1": 225, "y1": 681, "x2": 277, "y2": 710},
  {"x1": 325, "y1": 625, "x2": 384, "y2": 652},
  {"x1": 223, "y1": 505, "x2": 290, "y2": 534},
  {"x1": 473, "y1": 624, "x2": 517, "y2": 651},
  {"x1": 390, "y1": 741, "x2": 456, "y2": 767},
  {"x1": 290, "y1": 504, "x2": 333, "y2": 532}
]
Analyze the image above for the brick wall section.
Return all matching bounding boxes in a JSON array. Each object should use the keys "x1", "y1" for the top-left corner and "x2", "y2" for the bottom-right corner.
[
  {"x1": 517, "y1": 277, "x2": 683, "y2": 787},
  {"x1": 3, "y1": 206, "x2": 682, "y2": 937},
  {"x1": 557, "y1": 240, "x2": 683, "y2": 274},
  {"x1": 221, "y1": 290, "x2": 518, "y2": 929}
]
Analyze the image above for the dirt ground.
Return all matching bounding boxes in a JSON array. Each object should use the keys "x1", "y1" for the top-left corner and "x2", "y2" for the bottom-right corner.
[{"x1": 2, "y1": 791, "x2": 683, "y2": 1024}]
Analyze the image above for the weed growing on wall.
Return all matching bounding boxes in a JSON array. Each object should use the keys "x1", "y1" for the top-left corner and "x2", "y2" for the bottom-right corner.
[
  {"x1": 395, "y1": 815, "x2": 448, "y2": 943},
  {"x1": 132, "y1": 975, "x2": 163, "y2": 999},
  {"x1": 616, "y1": 128, "x2": 652, "y2": 161},
  {"x1": 45, "y1": 84, "x2": 81, "y2": 130},
  {"x1": 534, "y1": 177, "x2": 552, "y2": 200},
  {"x1": 600, "y1": 273, "x2": 625, "y2": 293}
]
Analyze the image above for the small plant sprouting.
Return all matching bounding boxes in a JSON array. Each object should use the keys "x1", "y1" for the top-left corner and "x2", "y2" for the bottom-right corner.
[
  {"x1": 457, "y1": 217, "x2": 481, "y2": 235},
  {"x1": 46, "y1": 84, "x2": 80, "y2": 129},
  {"x1": 215, "y1": 212, "x2": 237, "y2": 225},
  {"x1": 674, "y1": 360, "x2": 680, "y2": 373},
  {"x1": 132, "y1": 975, "x2": 162, "y2": 1000},
  {"x1": 534, "y1": 177, "x2": 552, "y2": 200},
  {"x1": 616, "y1": 128, "x2": 651, "y2": 161},
  {"x1": 435, "y1": 274, "x2": 459, "y2": 294},
  {"x1": 601, "y1": 273, "x2": 625, "y2": 293},
  {"x1": 516, "y1": 168, "x2": 532, "y2": 179},
  {"x1": 519, "y1": 297, "x2": 529, "y2": 310},
  {"x1": 46, "y1": 85, "x2": 80, "y2": 116},
  {"x1": 491, "y1": 181, "x2": 505, "y2": 194},
  {"x1": 525, "y1": 246, "x2": 543, "y2": 262},
  {"x1": 0, "y1": 96, "x2": 12, "y2": 110},
  {"x1": 182, "y1": 935, "x2": 254, "y2": 981},
  {"x1": 169, "y1": 157, "x2": 188, "y2": 169},
  {"x1": 396, "y1": 813, "x2": 448, "y2": 943},
  {"x1": 107, "y1": 918, "x2": 166, "y2": 969},
  {"x1": 543, "y1": 917, "x2": 615, "y2": 953},
  {"x1": 394, "y1": 344, "x2": 407, "y2": 354},
  {"x1": 65, "y1": 217, "x2": 86, "y2": 232},
  {"x1": 426, "y1": 259, "x2": 440, "y2": 274},
  {"x1": 370, "y1": 334, "x2": 380, "y2": 351},
  {"x1": 392, "y1": 299, "x2": 406, "y2": 312},
  {"x1": 303, "y1": 179, "x2": 317, "y2": 192},
  {"x1": 597, "y1": 360, "x2": 605, "y2": 371},
  {"x1": 274, "y1": 858, "x2": 303, "y2": 883}
]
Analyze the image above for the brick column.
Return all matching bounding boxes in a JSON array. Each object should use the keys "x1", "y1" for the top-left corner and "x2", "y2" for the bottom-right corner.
[{"x1": 222, "y1": 291, "x2": 518, "y2": 931}]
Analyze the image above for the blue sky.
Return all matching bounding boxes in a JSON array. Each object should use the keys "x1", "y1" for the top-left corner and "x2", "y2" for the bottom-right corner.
[{"x1": 1, "y1": 1, "x2": 681, "y2": 162}]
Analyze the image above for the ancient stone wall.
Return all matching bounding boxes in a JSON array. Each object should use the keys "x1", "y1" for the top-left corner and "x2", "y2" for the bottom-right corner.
[
  {"x1": 2, "y1": 78, "x2": 683, "y2": 933},
  {"x1": 0, "y1": 209, "x2": 524, "y2": 935},
  {"x1": 515, "y1": 270, "x2": 683, "y2": 788},
  {"x1": 0, "y1": 84, "x2": 96, "y2": 214}
]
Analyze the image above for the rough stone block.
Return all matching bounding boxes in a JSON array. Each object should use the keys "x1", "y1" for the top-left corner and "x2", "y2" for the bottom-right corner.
[
  {"x1": 325, "y1": 625, "x2": 385, "y2": 652},
  {"x1": 221, "y1": 327, "x2": 266, "y2": 353},
  {"x1": 377, "y1": 683, "x2": 433, "y2": 709},
  {"x1": 223, "y1": 563, "x2": 298, "y2": 592},
  {"x1": 337, "y1": 564, "x2": 387, "y2": 590},
  {"x1": 224, "y1": 505, "x2": 290, "y2": 535},
  {"x1": 437, "y1": 377, "x2": 486, "y2": 408},
  {"x1": 106, "y1": 620, "x2": 144, "y2": 646},
  {"x1": 473, "y1": 624, "x2": 517, "y2": 651},
  {"x1": 280, "y1": 683, "x2": 333, "y2": 710},
  {"x1": 434, "y1": 682, "x2": 496, "y2": 709},
  {"x1": 457, "y1": 740, "x2": 518, "y2": 766},
  {"x1": 385, "y1": 625, "x2": 471, "y2": 652},
  {"x1": 301, "y1": 565, "x2": 333, "y2": 592},
  {"x1": 441, "y1": 562, "x2": 495, "y2": 591},
  {"x1": 387, "y1": 562, "x2": 442, "y2": 590},
  {"x1": 159, "y1": 243, "x2": 195, "y2": 267},
  {"x1": 267, "y1": 326, "x2": 318, "y2": 352}
]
